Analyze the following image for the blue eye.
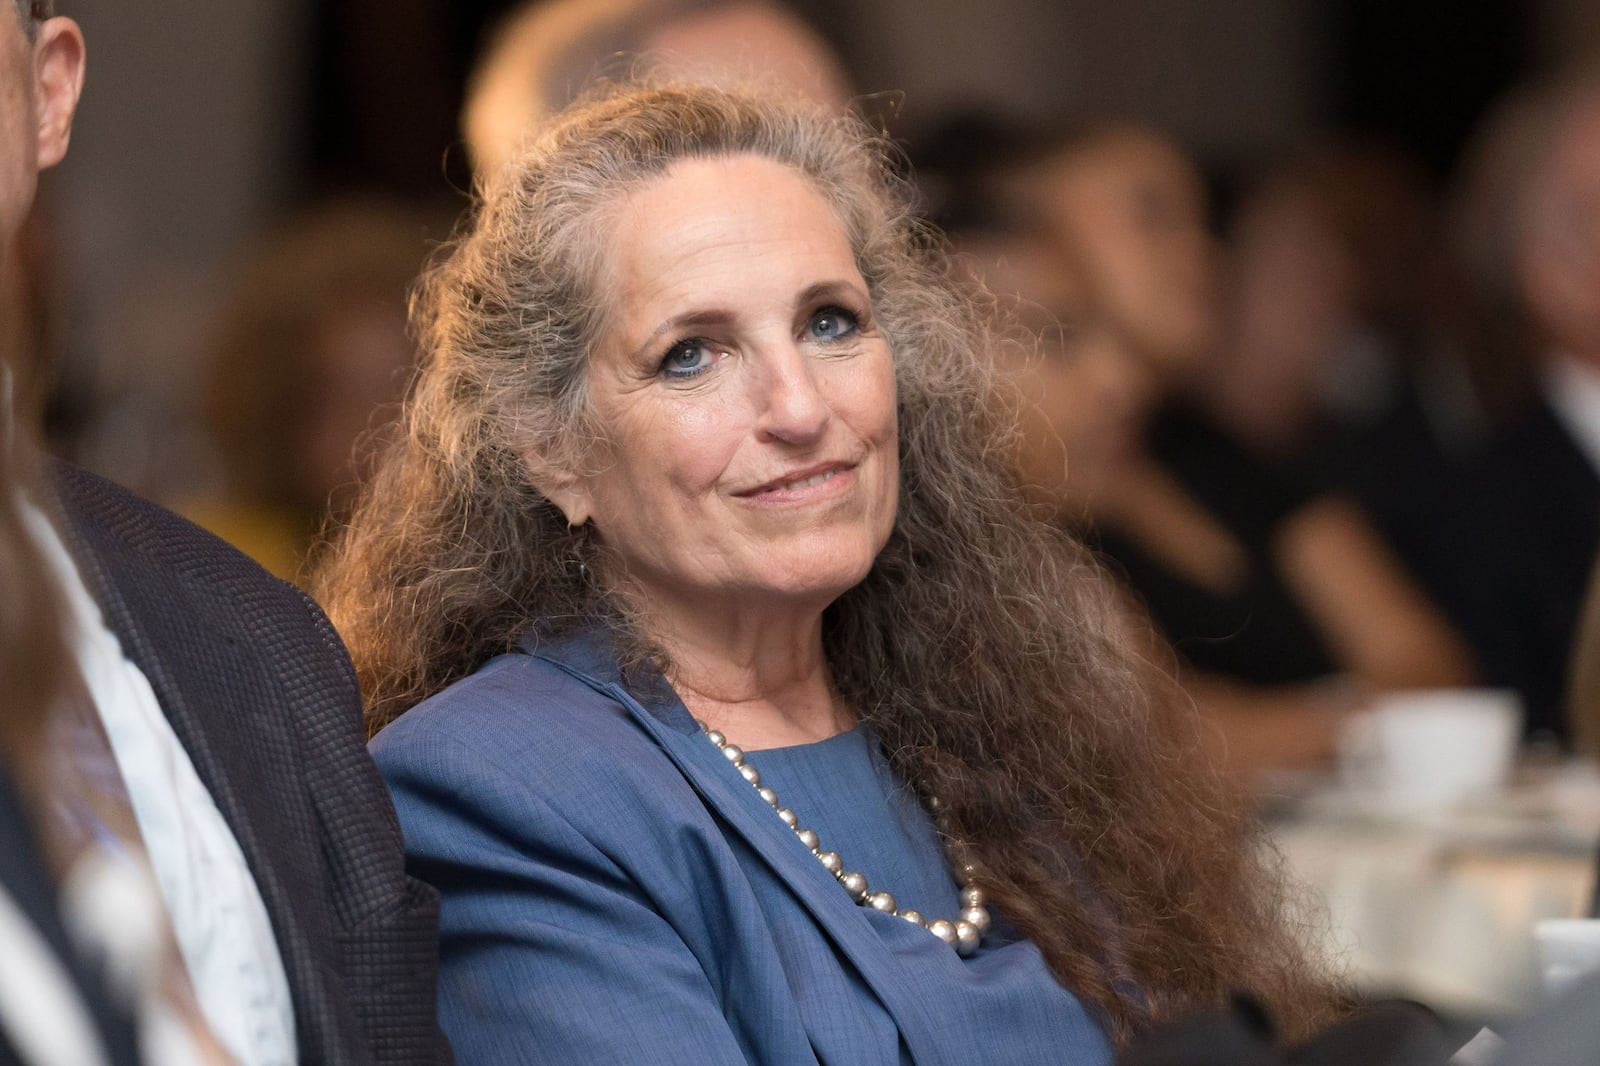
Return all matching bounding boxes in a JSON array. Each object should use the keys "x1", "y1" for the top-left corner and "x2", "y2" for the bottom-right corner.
[
  {"x1": 807, "y1": 306, "x2": 859, "y2": 342},
  {"x1": 660, "y1": 339, "x2": 717, "y2": 379}
]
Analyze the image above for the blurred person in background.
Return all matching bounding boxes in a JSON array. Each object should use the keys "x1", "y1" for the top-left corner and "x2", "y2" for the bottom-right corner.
[
  {"x1": 0, "y1": 3, "x2": 450, "y2": 1063},
  {"x1": 1214, "y1": 142, "x2": 1504, "y2": 477},
  {"x1": 1011, "y1": 125, "x2": 1219, "y2": 376},
  {"x1": 463, "y1": 0, "x2": 853, "y2": 184},
  {"x1": 1438, "y1": 64, "x2": 1600, "y2": 741},
  {"x1": 187, "y1": 199, "x2": 432, "y2": 582},
  {"x1": 924, "y1": 118, "x2": 1476, "y2": 777}
]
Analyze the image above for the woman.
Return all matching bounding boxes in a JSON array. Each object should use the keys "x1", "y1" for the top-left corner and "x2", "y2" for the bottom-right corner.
[
  {"x1": 317, "y1": 85, "x2": 1338, "y2": 1063},
  {"x1": 948, "y1": 124, "x2": 1477, "y2": 776}
]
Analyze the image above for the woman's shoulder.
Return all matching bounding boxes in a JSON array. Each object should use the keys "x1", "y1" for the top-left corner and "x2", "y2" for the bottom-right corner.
[
  {"x1": 368, "y1": 642, "x2": 699, "y2": 819},
  {"x1": 371, "y1": 646, "x2": 640, "y2": 764}
]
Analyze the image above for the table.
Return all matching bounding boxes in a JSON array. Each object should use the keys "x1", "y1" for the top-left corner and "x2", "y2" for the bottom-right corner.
[{"x1": 1264, "y1": 758, "x2": 1600, "y2": 1018}]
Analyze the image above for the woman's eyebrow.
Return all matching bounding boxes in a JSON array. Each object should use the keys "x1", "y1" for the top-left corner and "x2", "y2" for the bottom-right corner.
[
  {"x1": 794, "y1": 279, "x2": 863, "y2": 307},
  {"x1": 629, "y1": 309, "x2": 736, "y2": 361}
]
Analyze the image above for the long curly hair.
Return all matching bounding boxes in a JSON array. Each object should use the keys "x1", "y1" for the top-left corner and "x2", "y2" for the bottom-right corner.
[{"x1": 315, "y1": 83, "x2": 1340, "y2": 1046}]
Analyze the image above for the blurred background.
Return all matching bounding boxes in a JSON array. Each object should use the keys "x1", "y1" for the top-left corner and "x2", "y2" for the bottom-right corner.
[
  {"x1": 28, "y1": 0, "x2": 1595, "y2": 506},
  {"x1": 16, "y1": 0, "x2": 1600, "y2": 1028}
]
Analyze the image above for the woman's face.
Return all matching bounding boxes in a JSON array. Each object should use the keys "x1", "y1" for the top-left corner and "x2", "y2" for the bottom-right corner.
[
  {"x1": 1223, "y1": 186, "x2": 1357, "y2": 434},
  {"x1": 548, "y1": 153, "x2": 900, "y2": 620},
  {"x1": 970, "y1": 234, "x2": 1155, "y2": 517},
  {"x1": 1033, "y1": 131, "x2": 1217, "y2": 372}
]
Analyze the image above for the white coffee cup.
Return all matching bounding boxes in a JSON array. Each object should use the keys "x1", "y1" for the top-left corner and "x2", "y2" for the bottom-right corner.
[
  {"x1": 1534, "y1": 918, "x2": 1600, "y2": 995},
  {"x1": 1339, "y1": 689, "x2": 1522, "y2": 813}
]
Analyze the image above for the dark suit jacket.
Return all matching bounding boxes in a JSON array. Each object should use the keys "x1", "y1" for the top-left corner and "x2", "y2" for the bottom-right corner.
[
  {"x1": 1440, "y1": 402, "x2": 1600, "y2": 740},
  {"x1": 1361, "y1": 398, "x2": 1600, "y2": 741},
  {"x1": 49, "y1": 462, "x2": 451, "y2": 1066}
]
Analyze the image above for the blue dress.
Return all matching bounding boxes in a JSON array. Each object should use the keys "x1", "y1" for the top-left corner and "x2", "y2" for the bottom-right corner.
[
  {"x1": 372, "y1": 631, "x2": 1113, "y2": 1065},
  {"x1": 747, "y1": 728, "x2": 967, "y2": 926}
]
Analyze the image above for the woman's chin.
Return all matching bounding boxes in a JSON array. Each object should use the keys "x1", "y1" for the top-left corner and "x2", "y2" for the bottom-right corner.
[{"x1": 725, "y1": 553, "x2": 879, "y2": 612}]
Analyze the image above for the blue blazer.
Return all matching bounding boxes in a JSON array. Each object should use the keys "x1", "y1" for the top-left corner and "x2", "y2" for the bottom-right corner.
[{"x1": 372, "y1": 632, "x2": 1111, "y2": 1066}]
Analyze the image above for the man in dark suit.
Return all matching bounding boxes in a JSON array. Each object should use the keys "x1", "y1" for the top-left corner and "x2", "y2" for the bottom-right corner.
[
  {"x1": 2, "y1": 4, "x2": 449, "y2": 1063},
  {"x1": 1487, "y1": 75, "x2": 1600, "y2": 740},
  {"x1": 45, "y1": 463, "x2": 451, "y2": 1066},
  {"x1": 1411, "y1": 70, "x2": 1600, "y2": 742}
]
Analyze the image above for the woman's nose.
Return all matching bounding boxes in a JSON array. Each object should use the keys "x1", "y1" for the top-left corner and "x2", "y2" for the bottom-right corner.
[{"x1": 754, "y1": 344, "x2": 831, "y2": 445}]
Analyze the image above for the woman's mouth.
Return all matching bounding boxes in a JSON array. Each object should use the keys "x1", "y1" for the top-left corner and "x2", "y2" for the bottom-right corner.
[
  {"x1": 736, "y1": 462, "x2": 857, "y2": 500},
  {"x1": 777, "y1": 469, "x2": 841, "y2": 491}
]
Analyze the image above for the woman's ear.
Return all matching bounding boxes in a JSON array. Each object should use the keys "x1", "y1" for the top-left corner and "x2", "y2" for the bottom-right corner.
[
  {"x1": 524, "y1": 454, "x2": 592, "y2": 528},
  {"x1": 33, "y1": 17, "x2": 86, "y2": 171}
]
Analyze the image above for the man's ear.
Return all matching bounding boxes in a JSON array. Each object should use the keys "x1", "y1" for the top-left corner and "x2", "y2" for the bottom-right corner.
[
  {"x1": 524, "y1": 453, "x2": 592, "y2": 528},
  {"x1": 33, "y1": 17, "x2": 85, "y2": 172}
]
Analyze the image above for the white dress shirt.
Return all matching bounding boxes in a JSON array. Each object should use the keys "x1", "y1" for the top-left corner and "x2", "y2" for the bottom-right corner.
[
  {"x1": 1544, "y1": 352, "x2": 1600, "y2": 478},
  {"x1": 23, "y1": 498, "x2": 298, "y2": 1066}
]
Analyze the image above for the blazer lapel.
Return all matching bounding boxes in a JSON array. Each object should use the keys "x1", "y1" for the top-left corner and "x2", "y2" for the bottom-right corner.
[{"x1": 529, "y1": 637, "x2": 949, "y2": 1064}]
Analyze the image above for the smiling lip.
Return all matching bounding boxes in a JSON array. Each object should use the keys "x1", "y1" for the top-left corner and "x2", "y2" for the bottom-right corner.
[{"x1": 734, "y1": 461, "x2": 856, "y2": 500}]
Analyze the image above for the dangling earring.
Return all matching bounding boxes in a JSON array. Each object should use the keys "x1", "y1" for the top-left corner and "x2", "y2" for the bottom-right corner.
[{"x1": 565, "y1": 523, "x2": 590, "y2": 583}]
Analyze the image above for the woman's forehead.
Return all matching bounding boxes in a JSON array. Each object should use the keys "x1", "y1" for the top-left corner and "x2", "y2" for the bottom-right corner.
[{"x1": 596, "y1": 155, "x2": 860, "y2": 308}]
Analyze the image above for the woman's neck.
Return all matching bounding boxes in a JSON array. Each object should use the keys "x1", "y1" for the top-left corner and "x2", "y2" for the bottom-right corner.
[{"x1": 643, "y1": 596, "x2": 852, "y2": 751}]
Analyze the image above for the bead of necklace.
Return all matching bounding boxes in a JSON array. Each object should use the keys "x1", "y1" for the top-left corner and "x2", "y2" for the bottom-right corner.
[{"x1": 698, "y1": 721, "x2": 992, "y2": 956}]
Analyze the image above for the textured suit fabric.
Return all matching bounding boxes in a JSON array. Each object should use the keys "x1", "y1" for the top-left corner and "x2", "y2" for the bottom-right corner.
[
  {"x1": 0, "y1": 768, "x2": 141, "y2": 1066},
  {"x1": 48, "y1": 463, "x2": 451, "y2": 1066},
  {"x1": 373, "y1": 631, "x2": 1112, "y2": 1066}
]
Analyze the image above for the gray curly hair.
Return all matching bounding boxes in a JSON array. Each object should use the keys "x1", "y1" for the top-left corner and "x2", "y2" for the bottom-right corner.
[{"x1": 316, "y1": 83, "x2": 1340, "y2": 1047}]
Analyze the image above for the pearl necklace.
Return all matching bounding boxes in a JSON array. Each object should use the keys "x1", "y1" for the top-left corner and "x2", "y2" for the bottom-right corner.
[{"x1": 699, "y1": 721, "x2": 992, "y2": 956}]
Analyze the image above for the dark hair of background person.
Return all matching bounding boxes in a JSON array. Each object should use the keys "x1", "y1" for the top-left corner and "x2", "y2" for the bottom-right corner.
[
  {"x1": 907, "y1": 109, "x2": 1067, "y2": 235},
  {"x1": 316, "y1": 83, "x2": 1344, "y2": 1047}
]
